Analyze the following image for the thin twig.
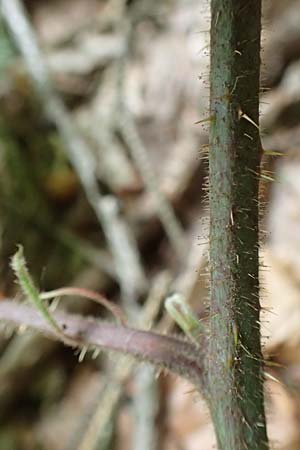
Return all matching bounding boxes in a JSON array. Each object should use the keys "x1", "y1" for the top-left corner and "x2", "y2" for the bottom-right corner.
[
  {"x1": 109, "y1": 7, "x2": 186, "y2": 259},
  {"x1": 97, "y1": 195, "x2": 147, "y2": 305},
  {"x1": 132, "y1": 366, "x2": 159, "y2": 450},
  {"x1": 40, "y1": 286, "x2": 126, "y2": 325},
  {"x1": 118, "y1": 106, "x2": 186, "y2": 260}
]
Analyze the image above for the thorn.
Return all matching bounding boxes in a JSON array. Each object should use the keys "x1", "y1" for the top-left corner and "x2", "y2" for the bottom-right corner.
[
  {"x1": 263, "y1": 150, "x2": 285, "y2": 157},
  {"x1": 92, "y1": 348, "x2": 101, "y2": 359},
  {"x1": 194, "y1": 115, "x2": 214, "y2": 125},
  {"x1": 78, "y1": 346, "x2": 88, "y2": 363},
  {"x1": 238, "y1": 108, "x2": 259, "y2": 130},
  {"x1": 263, "y1": 371, "x2": 282, "y2": 385}
]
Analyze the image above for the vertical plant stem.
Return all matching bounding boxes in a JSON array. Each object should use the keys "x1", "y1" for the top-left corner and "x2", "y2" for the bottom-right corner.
[
  {"x1": 132, "y1": 366, "x2": 159, "y2": 450},
  {"x1": 209, "y1": 1, "x2": 268, "y2": 449}
]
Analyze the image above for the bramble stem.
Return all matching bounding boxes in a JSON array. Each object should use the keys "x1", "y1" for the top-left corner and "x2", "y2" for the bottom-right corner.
[
  {"x1": 0, "y1": 300, "x2": 204, "y2": 386},
  {"x1": 208, "y1": 1, "x2": 268, "y2": 449}
]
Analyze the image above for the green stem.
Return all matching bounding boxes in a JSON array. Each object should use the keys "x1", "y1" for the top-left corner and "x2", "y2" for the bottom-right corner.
[{"x1": 208, "y1": 1, "x2": 268, "y2": 449}]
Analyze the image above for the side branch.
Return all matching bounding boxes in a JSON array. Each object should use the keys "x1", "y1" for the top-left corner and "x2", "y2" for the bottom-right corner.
[{"x1": 0, "y1": 300, "x2": 204, "y2": 387}]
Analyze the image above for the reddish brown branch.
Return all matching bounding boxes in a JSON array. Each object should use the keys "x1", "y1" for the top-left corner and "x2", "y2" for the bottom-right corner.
[
  {"x1": 0, "y1": 300, "x2": 204, "y2": 387},
  {"x1": 40, "y1": 286, "x2": 126, "y2": 325}
]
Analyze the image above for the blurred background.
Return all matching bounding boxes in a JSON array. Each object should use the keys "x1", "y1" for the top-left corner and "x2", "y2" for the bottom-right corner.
[{"x1": 0, "y1": 0, "x2": 300, "y2": 449}]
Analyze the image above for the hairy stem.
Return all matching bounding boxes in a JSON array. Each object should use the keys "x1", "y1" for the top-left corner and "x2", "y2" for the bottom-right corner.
[
  {"x1": 0, "y1": 300, "x2": 203, "y2": 387},
  {"x1": 208, "y1": 1, "x2": 268, "y2": 449}
]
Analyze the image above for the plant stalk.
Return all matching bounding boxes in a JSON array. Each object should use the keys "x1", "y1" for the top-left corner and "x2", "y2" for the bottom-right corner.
[{"x1": 208, "y1": 1, "x2": 268, "y2": 449}]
